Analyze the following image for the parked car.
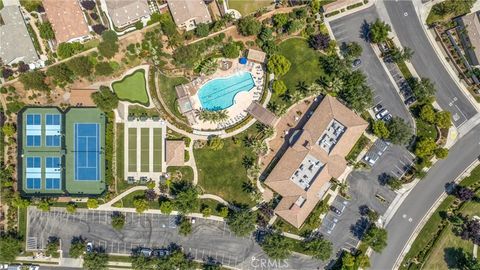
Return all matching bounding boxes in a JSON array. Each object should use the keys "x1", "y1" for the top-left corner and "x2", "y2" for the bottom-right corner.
[
  {"x1": 404, "y1": 97, "x2": 416, "y2": 106},
  {"x1": 330, "y1": 206, "x2": 342, "y2": 215},
  {"x1": 379, "y1": 43, "x2": 389, "y2": 53},
  {"x1": 375, "y1": 109, "x2": 389, "y2": 120},
  {"x1": 86, "y1": 242, "x2": 93, "y2": 253},
  {"x1": 152, "y1": 249, "x2": 170, "y2": 258},
  {"x1": 373, "y1": 104, "x2": 383, "y2": 114},
  {"x1": 140, "y1": 248, "x2": 153, "y2": 257},
  {"x1": 383, "y1": 113, "x2": 393, "y2": 122},
  {"x1": 191, "y1": 217, "x2": 196, "y2": 224},
  {"x1": 352, "y1": 59, "x2": 362, "y2": 68}
]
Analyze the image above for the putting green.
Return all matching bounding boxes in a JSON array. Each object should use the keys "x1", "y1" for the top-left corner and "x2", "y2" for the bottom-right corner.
[{"x1": 112, "y1": 69, "x2": 149, "y2": 105}]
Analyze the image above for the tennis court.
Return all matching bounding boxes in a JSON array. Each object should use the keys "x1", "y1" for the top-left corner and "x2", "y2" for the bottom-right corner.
[
  {"x1": 152, "y1": 128, "x2": 162, "y2": 172},
  {"x1": 128, "y1": 128, "x2": 137, "y2": 172},
  {"x1": 74, "y1": 123, "x2": 100, "y2": 181},
  {"x1": 140, "y1": 128, "x2": 150, "y2": 172}
]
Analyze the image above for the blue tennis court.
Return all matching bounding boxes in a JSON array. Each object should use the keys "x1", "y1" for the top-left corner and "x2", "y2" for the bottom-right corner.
[{"x1": 74, "y1": 123, "x2": 100, "y2": 181}]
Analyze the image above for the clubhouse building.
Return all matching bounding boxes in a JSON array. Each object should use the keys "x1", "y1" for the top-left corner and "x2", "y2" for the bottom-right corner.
[
  {"x1": 264, "y1": 96, "x2": 368, "y2": 228},
  {"x1": 18, "y1": 107, "x2": 106, "y2": 196}
]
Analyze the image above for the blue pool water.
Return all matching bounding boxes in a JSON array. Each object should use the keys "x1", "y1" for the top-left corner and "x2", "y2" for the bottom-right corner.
[{"x1": 198, "y1": 71, "x2": 255, "y2": 111}]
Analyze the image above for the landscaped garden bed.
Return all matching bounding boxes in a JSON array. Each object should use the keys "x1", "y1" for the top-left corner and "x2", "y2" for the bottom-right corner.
[
  {"x1": 157, "y1": 73, "x2": 189, "y2": 121},
  {"x1": 112, "y1": 69, "x2": 149, "y2": 106}
]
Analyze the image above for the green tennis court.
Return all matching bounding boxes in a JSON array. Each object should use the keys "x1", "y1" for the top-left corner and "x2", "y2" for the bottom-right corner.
[
  {"x1": 128, "y1": 128, "x2": 137, "y2": 172},
  {"x1": 140, "y1": 128, "x2": 149, "y2": 172},
  {"x1": 153, "y1": 128, "x2": 162, "y2": 172}
]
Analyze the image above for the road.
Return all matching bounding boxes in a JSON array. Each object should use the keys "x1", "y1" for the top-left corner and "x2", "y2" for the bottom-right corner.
[
  {"x1": 383, "y1": 1, "x2": 478, "y2": 127},
  {"x1": 330, "y1": 6, "x2": 414, "y2": 127},
  {"x1": 27, "y1": 208, "x2": 321, "y2": 270},
  {"x1": 370, "y1": 124, "x2": 480, "y2": 269}
]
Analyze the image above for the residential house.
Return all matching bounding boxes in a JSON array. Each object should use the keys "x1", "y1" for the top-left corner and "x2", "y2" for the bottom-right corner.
[
  {"x1": 456, "y1": 11, "x2": 480, "y2": 66},
  {"x1": 167, "y1": 0, "x2": 212, "y2": 31},
  {"x1": 104, "y1": 0, "x2": 150, "y2": 28}
]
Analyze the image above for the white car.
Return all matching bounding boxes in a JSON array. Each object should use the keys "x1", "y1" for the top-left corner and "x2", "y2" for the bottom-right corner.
[{"x1": 375, "y1": 109, "x2": 389, "y2": 120}]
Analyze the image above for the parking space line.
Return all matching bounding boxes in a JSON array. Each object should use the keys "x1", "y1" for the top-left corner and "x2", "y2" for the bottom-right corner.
[
  {"x1": 394, "y1": 164, "x2": 403, "y2": 172},
  {"x1": 390, "y1": 170, "x2": 400, "y2": 177}
]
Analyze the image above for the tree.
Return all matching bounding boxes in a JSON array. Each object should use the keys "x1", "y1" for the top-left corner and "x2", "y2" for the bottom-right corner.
[
  {"x1": 156, "y1": 249, "x2": 194, "y2": 269},
  {"x1": 134, "y1": 198, "x2": 149, "y2": 213},
  {"x1": 134, "y1": 20, "x2": 143, "y2": 30},
  {"x1": 456, "y1": 186, "x2": 475, "y2": 201},
  {"x1": 226, "y1": 208, "x2": 256, "y2": 237},
  {"x1": 219, "y1": 206, "x2": 229, "y2": 218},
  {"x1": 19, "y1": 70, "x2": 49, "y2": 91},
  {"x1": 386, "y1": 117, "x2": 413, "y2": 145},
  {"x1": 201, "y1": 207, "x2": 212, "y2": 217},
  {"x1": 2, "y1": 123, "x2": 16, "y2": 137},
  {"x1": 37, "y1": 199, "x2": 51, "y2": 211},
  {"x1": 435, "y1": 111, "x2": 452, "y2": 129},
  {"x1": 272, "y1": 80, "x2": 287, "y2": 95},
  {"x1": 144, "y1": 189, "x2": 157, "y2": 202},
  {"x1": 160, "y1": 201, "x2": 173, "y2": 215},
  {"x1": 272, "y1": 13, "x2": 289, "y2": 28},
  {"x1": 1, "y1": 68, "x2": 13, "y2": 79},
  {"x1": 95, "y1": 62, "x2": 114, "y2": 76},
  {"x1": 174, "y1": 186, "x2": 199, "y2": 214},
  {"x1": 342, "y1": 42, "x2": 363, "y2": 59},
  {"x1": 237, "y1": 16, "x2": 262, "y2": 36},
  {"x1": 386, "y1": 176, "x2": 402, "y2": 190},
  {"x1": 435, "y1": 147, "x2": 449, "y2": 159},
  {"x1": 81, "y1": 0, "x2": 96, "y2": 10},
  {"x1": 221, "y1": 42, "x2": 240, "y2": 58},
  {"x1": 419, "y1": 104, "x2": 436, "y2": 124},
  {"x1": 207, "y1": 136, "x2": 224, "y2": 150},
  {"x1": 304, "y1": 237, "x2": 332, "y2": 261},
  {"x1": 101, "y1": 30, "x2": 118, "y2": 43},
  {"x1": 197, "y1": 109, "x2": 229, "y2": 123},
  {"x1": 339, "y1": 71, "x2": 373, "y2": 112},
  {"x1": 369, "y1": 19, "x2": 391, "y2": 43},
  {"x1": 261, "y1": 232, "x2": 292, "y2": 260},
  {"x1": 390, "y1": 46, "x2": 414, "y2": 63},
  {"x1": 98, "y1": 31, "x2": 119, "y2": 59},
  {"x1": 410, "y1": 77, "x2": 436, "y2": 102},
  {"x1": 178, "y1": 216, "x2": 192, "y2": 236},
  {"x1": 66, "y1": 203, "x2": 77, "y2": 213},
  {"x1": 0, "y1": 232, "x2": 23, "y2": 262},
  {"x1": 69, "y1": 237, "x2": 85, "y2": 258},
  {"x1": 258, "y1": 27, "x2": 273, "y2": 42},
  {"x1": 91, "y1": 86, "x2": 119, "y2": 112},
  {"x1": 373, "y1": 120, "x2": 390, "y2": 139},
  {"x1": 45, "y1": 237, "x2": 60, "y2": 257},
  {"x1": 286, "y1": 19, "x2": 304, "y2": 34},
  {"x1": 309, "y1": 33, "x2": 331, "y2": 50},
  {"x1": 460, "y1": 219, "x2": 480, "y2": 245},
  {"x1": 17, "y1": 61, "x2": 30, "y2": 73},
  {"x1": 83, "y1": 250, "x2": 108, "y2": 270},
  {"x1": 414, "y1": 137, "x2": 437, "y2": 159},
  {"x1": 12, "y1": 194, "x2": 30, "y2": 208},
  {"x1": 67, "y1": 56, "x2": 93, "y2": 77},
  {"x1": 39, "y1": 22, "x2": 55, "y2": 40},
  {"x1": 87, "y1": 198, "x2": 99, "y2": 209},
  {"x1": 363, "y1": 225, "x2": 388, "y2": 252},
  {"x1": 111, "y1": 212, "x2": 125, "y2": 230},
  {"x1": 195, "y1": 23, "x2": 210, "y2": 37},
  {"x1": 267, "y1": 54, "x2": 291, "y2": 76},
  {"x1": 57, "y1": 42, "x2": 84, "y2": 59},
  {"x1": 47, "y1": 63, "x2": 74, "y2": 85},
  {"x1": 456, "y1": 248, "x2": 480, "y2": 270},
  {"x1": 92, "y1": 24, "x2": 107, "y2": 35}
]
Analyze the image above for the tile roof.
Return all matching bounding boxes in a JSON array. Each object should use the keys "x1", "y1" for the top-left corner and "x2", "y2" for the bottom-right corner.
[
  {"x1": 247, "y1": 49, "x2": 266, "y2": 63},
  {"x1": 0, "y1": 5, "x2": 39, "y2": 64},
  {"x1": 42, "y1": 0, "x2": 90, "y2": 43},
  {"x1": 165, "y1": 140, "x2": 185, "y2": 166},
  {"x1": 105, "y1": 0, "x2": 150, "y2": 27},
  {"x1": 264, "y1": 95, "x2": 368, "y2": 228},
  {"x1": 167, "y1": 0, "x2": 212, "y2": 26}
]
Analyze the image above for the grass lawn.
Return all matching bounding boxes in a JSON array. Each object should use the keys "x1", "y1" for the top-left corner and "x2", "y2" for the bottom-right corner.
[
  {"x1": 275, "y1": 38, "x2": 325, "y2": 104},
  {"x1": 158, "y1": 73, "x2": 189, "y2": 121},
  {"x1": 346, "y1": 135, "x2": 371, "y2": 162},
  {"x1": 416, "y1": 118, "x2": 439, "y2": 141},
  {"x1": 194, "y1": 128, "x2": 259, "y2": 207},
  {"x1": 121, "y1": 190, "x2": 159, "y2": 209},
  {"x1": 167, "y1": 166, "x2": 194, "y2": 182},
  {"x1": 112, "y1": 69, "x2": 149, "y2": 105},
  {"x1": 228, "y1": 0, "x2": 272, "y2": 15}
]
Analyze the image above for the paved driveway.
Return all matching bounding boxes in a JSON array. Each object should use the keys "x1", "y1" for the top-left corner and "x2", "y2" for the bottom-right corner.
[
  {"x1": 319, "y1": 143, "x2": 413, "y2": 254},
  {"x1": 27, "y1": 208, "x2": 322, "y2": 270},
  {"x1": 329, "y1": 6, "x2": 413, "y2": 127},
  {"x1": 383, "y1": 1, "x2": 477, "y2": 127}
]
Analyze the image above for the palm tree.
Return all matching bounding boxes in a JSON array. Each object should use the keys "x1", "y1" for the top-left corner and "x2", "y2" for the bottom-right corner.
[
  {"x1": 329, "y1": 77, "x2": 344, "y2": 93},
  {"x1": 275, "y1": 104, "x2": 287, "y2": 116},
  {"x1": 369, "y1": 19, "x2": 391, "y2": 43},
  {"x1": 296, "y1": 81, "x2": 308, "y2": 95},
  {"x1": 291, "y1": 91, "x2": 304, "y2": 103},
  {"x1": 307, "y1": 83, "x2": 324, "y2": 96},
  {"x1": 252, "y1": 140, "x2": 268, "y2": 156}
]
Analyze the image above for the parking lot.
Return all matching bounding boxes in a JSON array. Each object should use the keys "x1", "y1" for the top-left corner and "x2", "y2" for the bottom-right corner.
[
  {"x1": 319, "y1": 142, "x2": 414, "y2": 253},
  {"x1": 27, "y1": 208, "x2": 321, "y2": 270}
]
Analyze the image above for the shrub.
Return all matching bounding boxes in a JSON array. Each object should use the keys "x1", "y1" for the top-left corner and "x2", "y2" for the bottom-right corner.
[{"x1": 272, "y1": 80, "x2": 287, "y2": 95}]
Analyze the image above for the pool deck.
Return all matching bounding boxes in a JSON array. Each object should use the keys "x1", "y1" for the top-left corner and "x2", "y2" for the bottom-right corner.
[{"x1": 186, "y1": 60, "x2": 266, "y2": 130}]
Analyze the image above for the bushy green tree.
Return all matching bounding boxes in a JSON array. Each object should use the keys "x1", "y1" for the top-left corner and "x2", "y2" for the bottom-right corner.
[
  {"x1": 273, "y1": 13, "x2": 289, "y2": 28},
  {"x1": 267, "y1": 54, "x2": 291, "y2": 76},
  {"x1": 174, "y1": 186, "x2": 198, "y2": 214},
  {"x1": 369, "y1": 19, "x2": 391, "y2": 43},
  {"x1": 95, "y1": 62, "x2": 114, "y2": 76},
  {"x1": 410, "y1": 77, "x2": 436, "y2": 102},
  {"x1": 87, "y1": 198, "x2": 99, "y2": 209},
  {"x1": 67, "y1": 56, "x2": 93, "y2": 77},
  {"x1": 83, "y1": 250, "x2": 108, "y2": 270},
  {"x1": 178, "y1": 216, "x2": 192, "y2": 236},
  {"x1": 19, "y1": 70, "x2": 49, "y2": 91},
  {"x1": 435, "y1": 111, "x2": 452, "y2": 129},
  {"x1": 91, "y1": 86, "x2": 119, "y2": 112},
  {"x1": 419, "y1": 104, "x2": 436, "y2": 124},
  {"x1": 195, "y1": 23, "x2": 210, "y2": 37},
  {"x1": 69, "y1": 237, "x2": 85, "y2": 258},
  {"x1": 237, "y1": 16, "x2": 262, "y2": 36},
  {"x1": 386, "y1": 117, "x2": 413, "y2": 145},
  {"x1": 2, "y1": 123, "x2": 16, "y2": 137},
  {"x1": 226, "y1": 208, "x2": 256, "y2": 237},
  {"x1": 111, "y1": 212, "x2": 125, "y2": 230},
  {"x1": 414, "y1": 137, "x2": 437, "y2": 159},
  {"x1": 373, "y1": 120, "x2": 390, "y2": 139},
  {"x1": 47, "y1": 63, "x2": 74, "y2": 85},
  {"x1": 261, "y1": 233, "x2": 292, "y2": 259},
  {"x1": 272, "y1": 80, "x2": 287, "y2": 95},
  {"x1": 98, "y1": 30, "x2": 119, "y2": 59},
  {"x1": 160, "y1": 201, "x2": 173, "y2": 215},
  {"x1": 134, "y1": 198, "x2": 149, "y2": 213},
  {"x1": 221, "y1": 42, "x2": 240, "y2": 58},
  {"x1": 57, "y1": 42, "x2": 84, "y2": 59},
  {"x1": 39, "y1": 22, "x2": 55, "y2": 40},
  {"x1": 0, "y1": 232, "x2": 23, "y2": 262},
  {"x1": 435, "y1": 147, "x2": 449, "y2": 159},
  {"x1": 304, "y1": 237, "x2": 332, "y2": 261},
  {"x1": 37, "y1": 199, "x2": 51, "y2": 212},
  {"x1": 66, "y1": 203, "x2": 77, "y2": 213},
  {"x1": 363, "y1": 225, "x2": 388, "y2": 252},
  {"x1": 342, "y1": 41, "x2": 363, "y2": 59}
]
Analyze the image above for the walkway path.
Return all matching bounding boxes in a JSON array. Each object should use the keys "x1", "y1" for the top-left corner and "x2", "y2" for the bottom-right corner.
[{"x1": 98, "y1": 185, "x2": 148, "y2": 209}]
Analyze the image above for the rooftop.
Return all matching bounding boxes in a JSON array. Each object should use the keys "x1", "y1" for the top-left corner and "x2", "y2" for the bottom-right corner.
[
  {"x1": 264, "y1": 95, "x2": 368, "y2": 228},
  {"x1": 457, "y1": 12, "x2": 480, "y2": 66},
  {"x1": 246, "y1": 102, "x2": 278, "y2": 127},
  {"x1": 42, "y1": 0, "x2": 90, "y2": 43},
  {"x1": 0, "y1": 5, "x2": 39, "y2": 64},
  {"x1": 247, "y1": 49, "x2": 267, "y2": 63},
  {"x1": 167, "y1": 0, "x2": 212, "y2": 26},
  {"x1": 105, "y1": 0, "x2": 150, "y2": 27},
  {"x1": 165, "y1": 140, "x2": 185, "y2": 166}
]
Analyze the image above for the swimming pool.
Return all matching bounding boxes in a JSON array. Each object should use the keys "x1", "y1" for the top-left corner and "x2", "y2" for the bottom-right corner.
[{"x1": 198, "y1": 71, "x2": 255, "y2": 111}]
